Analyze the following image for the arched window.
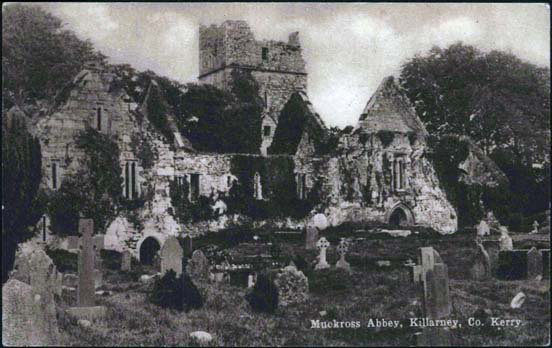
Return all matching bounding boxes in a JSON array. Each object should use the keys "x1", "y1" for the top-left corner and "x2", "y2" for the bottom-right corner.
[
  {"x1": 254, "y1": 172, "x2": 263, "y2": 200},
  {"x1": 297, "y1": 173, "x2": 307, "y2": 199},
  {"x1": 124, "y1": 161, "x2": 138, "y2": 199},
  {"x1": 393, "y1": 157, "x2": 407, "y2": 191}
]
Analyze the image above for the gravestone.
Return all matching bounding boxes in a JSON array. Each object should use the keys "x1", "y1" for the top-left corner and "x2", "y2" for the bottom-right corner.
[
  {"x1": 161, "y1": 237, "x2": 183, "y2": 276},
  {"x1": 247, "y1": 273, "x2": 256, "y2": 288},
  {"x1": 3, "y1": 279, "x2": 60, "y2": 346},
  {"x1": 121, "y1": 250, "x2": 132, "y2": 271},
  {"x1": 542, "y1": 249, "x2": 550, "y2": 279},
  {"x1": 93, "y1": 269, "x2": 103, "y2": 289},
  {"x1": 527, "y1": 247, "x2": 542, "y2": 279},
  {"x1": 314, "y1": 237, "x2": 330, "y2": 270},
  {"x1": 335, "y1": 239, "x2": 351, "y2": 272},
  {"x1": 531, "y1": 221, "x2": 539, "y2": 234},
  {"x1": 499, "y1": 227, "x2": 513, "y2": 251},
  {"x1": 305, "y1": 226, "x2": 319, "y2": 250},
  {"x1": 477, "y1": 220, "x2": 490, "y2": 237},
  {"x1": 78, "y1": 219, "x2": 96, "y2": 306},
  {"x1": 187, "y1": 249, "x2": 210, "y2": 280},
  {"x1": 416, "y1": 247, "x2": 452, "y2": 346},
  {"x1": 93, "y1": 234, "x2": 105, "y2": 250},
  {"x1": 497, "y1": 250, "x2": 528, "y2": 280},
  {"x1": 470, "y1": 238, "x2": 491, "y2": 280}
]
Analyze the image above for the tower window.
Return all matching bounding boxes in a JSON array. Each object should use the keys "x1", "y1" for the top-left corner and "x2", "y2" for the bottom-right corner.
[
  {"x1": 262, "y1": 47, "x2": 268, "y2": 61},
  {"x1": 124, "y1": 161, "x2": 138, "y2": 199},
  {"x1": 52, "y1": 162, "x2": 58, "y2": 189},
  {"x1": 263, "y1": 126, "x2": 271, "y2": 137},
  {"x1": 297, "y1": 173, "x2": 307, "y2": 200}
]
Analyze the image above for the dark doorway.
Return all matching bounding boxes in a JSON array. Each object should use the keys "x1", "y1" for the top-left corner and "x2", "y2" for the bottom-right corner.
[
  {"x1": 389, "y1": 208, "x2": 408, "y2": 226},
  {"x1": 140, "y1": 237, "x2": 160, "y2": 265}
]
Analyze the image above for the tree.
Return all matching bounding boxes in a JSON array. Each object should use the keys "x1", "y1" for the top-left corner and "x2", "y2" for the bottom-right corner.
[
  {"x1": 2, "y1": 4, "x2": 105, "y2": 109},
  {"x1": 2, "y1": 114, "x2": 44, "y2": 284}
]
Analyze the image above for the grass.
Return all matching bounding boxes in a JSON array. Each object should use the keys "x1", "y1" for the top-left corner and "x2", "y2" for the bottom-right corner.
[{"x1": 55, "y1": 231, "x2": 550, "y2": 346}]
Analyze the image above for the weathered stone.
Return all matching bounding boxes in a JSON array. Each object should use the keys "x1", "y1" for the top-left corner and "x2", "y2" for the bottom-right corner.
[
  {"x1": 527, "y1": 247, "x2": 542, "y2": 279},
  {"x1": 305, "y1": 226, "x2": 319, "y2": 250},
  {"x1": 93, "y1": 234, "x2": 105, "y2": 250},
  {"x1": 77, "y1": 218, "x2": 95, "y2": 307},
  {"x1": 274, "y1": 265, "x2": 309, "y2": 306},
  {"x1": 121, "y1": 250, "x2": 132, "y2": 271},
  {"x1": 66, "y1": 306, "x2": 107, "y2": 321},
  {"x1": 190, "y1": 331, "x2": 213, "y2": 344},
  {"x1": 477, "y1": 220, "x2": 490, "y2": 237},
  {"x1": 94, "y1": 269, "x2": 103, "y2": 289},
  {"x1": 499, "y1": 227, "x2": 513, "y2": 251},
  {"x1": 424, "y1": 263, "x2": 452, "y2": 319},
  {"x1": 63, "y1": 273, "x2": 79, "y2": 288},
  {"x1": 78, "y1": 319, "x2": 92, "y2": 328},
  {"x1": 187, "y1": 249, "x2": 210, "y2": 280},
  {"x1": 2, "y1": 279, "x2": 60, "y2": 346},
  {"x1": 160, "y1": 236, "x2": 184, "y2": 276},
  {"x1": 335, "y1": 239, "x2": 351, "y2": 272},
  {"x1": 314, "y1": 237, "x2": 330, "y2": 270},
  {"x1": 470, "y1": 238, "x2": 491, "y2": 280}
]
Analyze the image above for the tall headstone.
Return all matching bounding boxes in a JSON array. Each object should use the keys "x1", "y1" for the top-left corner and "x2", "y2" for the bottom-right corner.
[
  {"x1": 527, "y1": 247, "x2": 542, "y2": 279},
  {"x1": 160, "y1": 236, "x2": 184, "y2": 276},
  {"x1": 314, "y1": 237, "x2": 330, "y2": 270},
  {"x1": 499, "y1": 227, "x2": 513, "y2": 251},
  {"x1": 335, "y1": 239, "x2": 351, "y2": 272},
  {"x1": 416, "y1": 247, "x2": 452, "y2": 346},
  {"x1": 187, "y1": 249, "x2": 210, "y2": 280},
  {"x1": 470, "y1": 238, "x2": 491, "y2": 280},
  {"x1": 121, "y1": 250, "x2": 132, "y2": 271},
  {"x1": 78, "y1": 219, "x2": 95, "y2": 307},
  {"x1": 305, "y1": 226, "x2": 319, "y2": 250}
]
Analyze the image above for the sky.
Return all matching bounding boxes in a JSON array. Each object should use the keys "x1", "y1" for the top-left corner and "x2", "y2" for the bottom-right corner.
[{"x1": 33, "y1": 3, "x2": 551, "y2": 128}]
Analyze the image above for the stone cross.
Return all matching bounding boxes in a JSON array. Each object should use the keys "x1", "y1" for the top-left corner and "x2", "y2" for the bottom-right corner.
[
  {"x1": 121, "y1": 250, "x2": 132, "y2": 271},
  {"x1": 470, "y1": 237, "x2": 491, "y2": 280},
  {"x1": 305, "y1": 226, "x2": 319, "y2": 250},
  {"x1": 335, "y1": 239, "x2": 351, "y2": 272},
  {"x1": 314, "y1": 237, "x2": 330, "y2": 270},
  {"x1": 77, "y1": 219, "x2": 95, "y2": 307},
  {"x1": 531, "y1": 221, "x2": 539, "y2": 234},
  {"x1": 527, "y1": 247, "x2": 542, "y2": 279},
  {"x1": 160, "y1": 236, "x2": 183, "y2": 276}
]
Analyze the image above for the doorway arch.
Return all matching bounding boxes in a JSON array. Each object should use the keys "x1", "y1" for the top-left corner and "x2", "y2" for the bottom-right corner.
[
  {"x1": 139, "y1": 237, "x2": 160, "y2": 265},
  {"x1": 386, "y1": 203, "x2": 415, "y2": 227}
]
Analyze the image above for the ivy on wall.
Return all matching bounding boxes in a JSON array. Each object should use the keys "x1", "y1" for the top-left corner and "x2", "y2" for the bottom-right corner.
[
  {"x1": 377, "y1": 130, "x2": 395, "y2": 148},
  {"x1": 46, "y1": 127, "x2": 123, "y2": 235},
  {"x1": 169, "y1": 177, "x2": 215, "y2": 224}
]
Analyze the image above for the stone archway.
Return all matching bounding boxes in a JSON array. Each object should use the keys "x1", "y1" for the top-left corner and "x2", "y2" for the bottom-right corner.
[
  {"x1": 386, "y1": 203, "x2": 415, "y2": 227},
  {"x1": 139, "y1": 237, "x2": 160, "y2": 265}
]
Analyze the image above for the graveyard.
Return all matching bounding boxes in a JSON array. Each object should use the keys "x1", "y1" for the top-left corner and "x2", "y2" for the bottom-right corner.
[{"x1": 5, "y1": 219, "x2": 548, "y2": 346}]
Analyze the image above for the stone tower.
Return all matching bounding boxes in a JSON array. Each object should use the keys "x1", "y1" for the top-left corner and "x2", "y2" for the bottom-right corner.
[{"x1": 198, "y1": 20, "x2": 308, "y2": 155}]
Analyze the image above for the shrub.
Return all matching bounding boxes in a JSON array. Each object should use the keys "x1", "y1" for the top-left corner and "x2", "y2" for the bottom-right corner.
[
  {"x1": 100, "y1": 249, "x2": 122, "y2": 270},
  {"x1": 45, "y1": 247, "x2": 78, "y2": 273},
  {"x1": 149, "y1": 270, "x2": 203, "y2": 312},
  {"x1": 245, "y1": 273, "x2": 279, "y2": 313}
]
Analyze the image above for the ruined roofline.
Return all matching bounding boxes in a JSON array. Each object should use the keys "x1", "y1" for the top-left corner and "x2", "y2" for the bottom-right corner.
[
  {"x1": 200, "y1": 20, "x2": 301, "y2": 47},
  {"x1": 197, "y1": 63, "x2": 307, "y2": 80}
]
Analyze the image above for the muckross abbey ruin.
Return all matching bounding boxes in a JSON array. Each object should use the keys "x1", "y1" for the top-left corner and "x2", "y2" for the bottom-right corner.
[{"x1": 32, "y1": 20, "x2": 457, "y2": 260}]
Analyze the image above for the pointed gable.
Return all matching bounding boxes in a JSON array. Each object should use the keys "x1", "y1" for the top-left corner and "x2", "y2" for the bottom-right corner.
[{"x1": 357, "y1": 76, "x2": 427, "y2": 136}]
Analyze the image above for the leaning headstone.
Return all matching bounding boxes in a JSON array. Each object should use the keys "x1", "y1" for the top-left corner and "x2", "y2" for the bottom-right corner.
[
  {"x1": 527, "y1": 247, "x2": 542, "y2": 279},
  {"x1": 121, "y1": 250, "x2": 132, "y2": 271},
  {"x1": 477, "y1": 220, "x2": 490, "y2": 237},
  {"x1": 274, "y1": 263, "x2": 309, "y2": 306},
  {"x1": 314, "y1": 237, "x2": 330, "y2": 270},
  {"x1": 3, "y1": 279, "x2": 59, "y2": 346},
  {"x1": 160, "y1": 236, "x2": 184, "y2": 276},
  {"x1": 78, "y1": 218, "x2": 96, "y2": 307},
  {"x1": 497, "y1": 250, "x2": 528, "y2": 280},
  {"x1": 335, "y1": 239, "x2": 351, "y2": 272},
  {"x1": 305, "y1": 226, "x2": 319, "y2": 250},
  {"x1": 187, "y1": 249, "x2": 210, "y2": 280},
  {"x1": 470, "y1": 238, "x2": 491, "y2": 280}
]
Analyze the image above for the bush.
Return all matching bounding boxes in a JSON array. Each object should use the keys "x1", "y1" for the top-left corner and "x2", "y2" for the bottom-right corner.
[
  {"x1": 149, "y1": 270, "x2": 203, "y2": 312},
  {"x1": 308, "y1": 268, "x2": 352, "y2": 294},
  {"x1": 100, "y1": 249, "x2": 122, "y2": 270},
  {"x1": 245, "y1": 273, "x2": 279, "y2": 313},
  {"x1": 45, "y1": 247, "x2": 78, "y2": 273}
]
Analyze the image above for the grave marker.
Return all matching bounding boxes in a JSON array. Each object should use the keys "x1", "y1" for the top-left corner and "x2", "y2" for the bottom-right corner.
[
  {"x1": 335, "y1": 239, "x2": 351, "y2": 272},
  {"x1": 314, "y1": 237, "x2": 330, "y2": 270},
  {"x1": 470, "y1": 238, "x2": 491, "y2": 280},
  {"x1": 121, "y1": 250, "x2": 132, "y2": 271},
  {"x1": 160, "y1": 236, "x2": 183, "y2": 276},
  {"x1": 77, "y1": 219, "x2": 95, "y2": 307},
  {"x1": 527, "y1": 247, "x2": 542, "y2": 279},
  {"x1": 305, "y1": 226, "x2": 319, "y2": 250}
]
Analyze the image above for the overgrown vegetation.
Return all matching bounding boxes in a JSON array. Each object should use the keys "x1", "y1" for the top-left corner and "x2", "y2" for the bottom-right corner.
[
  {"x1": 149, "y1": 270, "x2": 203, "y2": 312},
  {"x1": 2, "y1": 114, "x2": 44, "y2": 283},
  {"x1": 46, "y1": 127, "x2": 123, "y2": 235},
  {"x1": 45, "y1": 247, "x2": 78, "y2": 273},
  {"x1": 377, "y1": 130, "x2": 395, "y2": 148},
  {"x1": 168, "y1": 177, "x2": 215, "y2": 224},
  {"x1": 245, "y1": 273, "x2": 279, "y2": 313}
]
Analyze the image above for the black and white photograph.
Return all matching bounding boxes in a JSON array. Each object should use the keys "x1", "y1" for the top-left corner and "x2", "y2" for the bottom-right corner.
[{"x1": 2, "y1": 2, "x2": 550, "y2": 346}]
